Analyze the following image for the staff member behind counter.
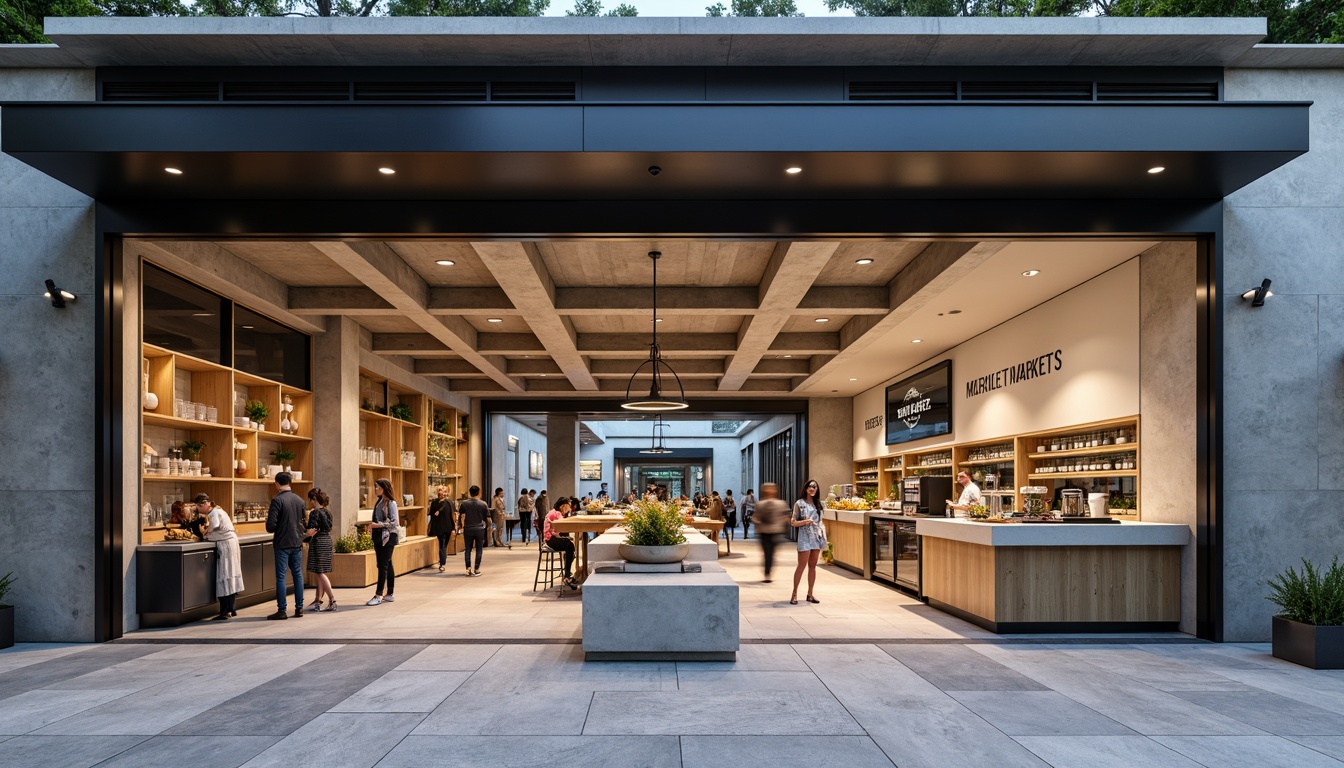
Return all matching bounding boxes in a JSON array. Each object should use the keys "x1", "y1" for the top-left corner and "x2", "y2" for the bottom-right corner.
[{"x1": 946, "y1": 471, "x2": 982, "y2": 516}]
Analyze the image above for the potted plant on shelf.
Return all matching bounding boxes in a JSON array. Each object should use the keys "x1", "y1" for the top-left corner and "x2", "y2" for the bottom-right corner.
[
  {"x1": 244, "y1": 400, "x2": 269, "y2": 431},
  {"x1": 180, "y1": 440, "x2": 205, "y2": 462},
  {"x1": 269, "y1": 447, "x2": 297, "y2": 473},
  {"x1": 389, "y1": 402, "x2": 415, "y2": 423},
  {"x1": 1267, "y1": 557, "x2": 1344, "y2": 669},
  {"x1": 619, "y1": 500, "x2": 689, "y2": 564},
  {"x1": 0, "y1": 572, "x2": 13, "y2": 649}
]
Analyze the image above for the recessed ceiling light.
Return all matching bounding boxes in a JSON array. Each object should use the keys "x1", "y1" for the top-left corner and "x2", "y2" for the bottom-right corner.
[
  {"x1": 539, "y1": 374, "x2": 547, "y2": 377},
  {"x1": 855, "y1": 258, "x2": 874, "y2": 265},
  {"x1": 785, "y1": 166, "x2": 803, "y2": 174},
  {"x1": 486, "y1": 318, "x2": 503, "y2": 323},
  {"x1": 1148, "y1": 166, "x2": 1165, "y2": 174},
  {"x1": 164, "y1": 167, "x2": 182, "y2": 175},
  {"x1": 191, "y1": 312, "x2": 213, "y2": 317},
  {"x1": 241, "y1": 324, "x2": 254, "y2": 329},
  {"x1": 815, "y1": 318, "x2": 829, "y2": 323},
  {"x1": 653, "y1": 317, "x2": 663, "y2": 323},
  {"x1": 783, "y1": 355, "x2": 792, "y2": 358},
  {"x1": 1022, "y1": 269, "x2": 1040, "y2": 277},
  {"x1": 435, "y1": 260, "x2": 455, "y2": 266},
  {"x1": 911, "y1": 339, "x2": 923, "y2": 343},
  {"x1": 849, "y1": 377, "x2": 858, "y2": 381},
  {"x1": 378, "y1": 167, "x2": 396, "y2": 175}
]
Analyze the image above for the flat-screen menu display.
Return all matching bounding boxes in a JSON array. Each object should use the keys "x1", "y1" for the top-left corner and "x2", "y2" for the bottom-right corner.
[{"x1": 886, "y1": 360, "x2": 952, "y2": 446}]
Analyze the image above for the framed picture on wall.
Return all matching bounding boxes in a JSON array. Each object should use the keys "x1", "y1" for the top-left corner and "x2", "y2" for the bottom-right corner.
[
  {"x1": 580, "y1": 460, "x2": 602, "y2": 480},
  {"x1": 529, "y1": 450, "x2": 544, "y2": 479}
]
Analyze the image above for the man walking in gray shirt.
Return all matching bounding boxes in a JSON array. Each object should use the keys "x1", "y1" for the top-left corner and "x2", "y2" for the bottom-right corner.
[{"x1": 265, "y1": 472, "x2": 308, "y2": 619}]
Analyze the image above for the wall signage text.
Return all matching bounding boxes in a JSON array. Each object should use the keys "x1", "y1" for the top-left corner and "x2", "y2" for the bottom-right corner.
[
  {"x1": 965, "y1": 349, "x2": 1064, "y2": 399},
  {"x1": 864, "y1": 415, "x2": 883, "y2": 431}
]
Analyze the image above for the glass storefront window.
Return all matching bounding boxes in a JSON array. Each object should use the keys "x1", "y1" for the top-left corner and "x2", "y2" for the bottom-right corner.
[
  {"x1": 142, "y1": 264, "x2": 226, "y2": 364},
  {"x1": 234, "y1": 306, "x2": 311, "y2": 389}
]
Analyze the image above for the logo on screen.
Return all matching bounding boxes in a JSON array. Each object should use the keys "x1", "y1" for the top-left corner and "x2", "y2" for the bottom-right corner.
[{"x1": 898, "y1": 386, "x2": 933, "y2": 429}]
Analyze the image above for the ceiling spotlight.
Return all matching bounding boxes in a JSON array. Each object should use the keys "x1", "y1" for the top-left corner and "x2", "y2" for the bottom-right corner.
[
  {"x1": 911, "y1": 339, "x2": 922, "y2": 344},
  {"x1": 241, "y1": 324, "x2": 255, "y2": 330},
  {"x1": 855, "y1": 258, "x2": 874, "y2": 265},
  {"x1": 1021, "y1": 269, "x2": 1040, "y2": 277},
  {"x1": 191, "y1": 312, "x2": 213, "y2": 317},
  {"x1": 1241, "y1": 278, "x2": 1273, "y2": 308},
  {"x1": 164, "y1": 167, "x2": 183, "y2": 175},
  {"x1": 486, "y1": 317, "x2": 503, "y2": 323},
  {"x1": 653, "y1": 317, "x2": 664, "y2": 323},
  {"x1": 849, "y1": 377, "x2": 858, "y2": 381},
  {"x1": 815, "y1": 317, "x2": 830, "y2": 323},
  {"x1": 785, "y1": 167, "x2": 803, "y2": 174},
  {"x1": 1148, "y1": 166, "x2": 1166, "y2": 174},
  {"x1": 43, "y1": 279, "x2": 75, "y2": 308},
  {"x1": 435, "y1": 260, "x2": 455, "y2": 266},
  {"x1": 783, "y1": 355, "x2": 792, "y2": 358},
  {"x1": 378, "y1": 167, "x2": 396, "y2": 175}
]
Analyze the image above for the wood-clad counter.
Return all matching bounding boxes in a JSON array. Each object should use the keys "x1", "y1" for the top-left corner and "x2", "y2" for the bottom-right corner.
[
  {"x1": 917, "y1": 519, "x2": 1189, "y2": 633},
  {"x1": 822, "y1": 510, "x2": 867, "y2": 574}
]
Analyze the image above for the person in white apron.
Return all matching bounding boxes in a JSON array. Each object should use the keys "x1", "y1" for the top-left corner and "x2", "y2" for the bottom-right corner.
[{"x1": 199, "y1": 493, "x2": 244, "y2": 621}]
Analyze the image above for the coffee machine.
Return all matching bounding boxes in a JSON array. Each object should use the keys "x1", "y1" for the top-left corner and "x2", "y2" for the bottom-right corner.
[{"x1": 902, "y1": 476, "x2": 953, "y2": 517}]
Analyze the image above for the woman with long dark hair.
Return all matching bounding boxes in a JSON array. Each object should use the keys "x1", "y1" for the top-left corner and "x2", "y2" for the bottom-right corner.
[
  {"x1": 790, "y1": 478, "x2": 825, "y2": 606},
  {"x1": 366, "y1": 477, "x2": 399, "y2": 606}
]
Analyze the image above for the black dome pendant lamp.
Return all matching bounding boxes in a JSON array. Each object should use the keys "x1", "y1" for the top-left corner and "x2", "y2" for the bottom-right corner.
[{"x1": 622, "y1": 250, "x2": 689, "y2": 412}]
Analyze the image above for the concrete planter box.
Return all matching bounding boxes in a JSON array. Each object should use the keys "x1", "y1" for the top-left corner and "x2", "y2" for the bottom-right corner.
[
  {"x1": 1273, "y1": 616, "x2": 1344, "y2": 669},
  {"x1": 0, "y1": 606, "x2": 12, "y2": 650},
  {"x1": 316, "y1": 536, "x2": 437, "y2": 588}
]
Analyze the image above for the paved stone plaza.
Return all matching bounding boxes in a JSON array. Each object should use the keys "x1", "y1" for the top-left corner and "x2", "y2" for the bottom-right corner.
[{"x1": 3, "y1": 543, "x2": 1343, "y2": 767}]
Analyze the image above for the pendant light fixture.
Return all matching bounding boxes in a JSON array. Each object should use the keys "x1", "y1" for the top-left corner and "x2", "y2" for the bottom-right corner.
[
  {"x1": 622, "y1": 251, "x2": 689, "y2": 411},
  {"x1": 640, "y1": 416, "x2": 674, "y2": 454}
]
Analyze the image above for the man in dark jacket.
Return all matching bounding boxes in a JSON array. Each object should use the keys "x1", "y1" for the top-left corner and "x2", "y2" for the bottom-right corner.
[
  {"x1": 265, "y1": 472, "x2": 308, "y2": 619},
  {"x1": 456, "y1": 485, "x2": 491, "y2": 576}
]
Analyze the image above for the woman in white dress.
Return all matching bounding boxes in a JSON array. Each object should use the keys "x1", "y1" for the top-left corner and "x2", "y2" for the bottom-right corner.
[{"x1": 198, "y1": 493, "x2": 244, "y2": 621}]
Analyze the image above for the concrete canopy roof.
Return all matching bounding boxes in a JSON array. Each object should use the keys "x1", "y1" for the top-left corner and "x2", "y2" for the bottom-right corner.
[{"x1": 0, "y1": 16, "x2": 1280, "y2": 68}]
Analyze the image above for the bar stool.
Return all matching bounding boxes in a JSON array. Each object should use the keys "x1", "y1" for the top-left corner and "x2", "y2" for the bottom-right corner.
[{"x1": 533, "y1": 539, "x2": 565, "y2": 592}]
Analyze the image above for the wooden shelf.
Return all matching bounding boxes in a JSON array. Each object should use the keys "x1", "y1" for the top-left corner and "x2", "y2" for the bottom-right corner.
[
  {"x1": 142, "y1": 412, "x2": 232, "y2": 431},
  {"x1": 959, "y1": 457, "x2": 1015, "y2": 467},
  {"x1": 911, "y1": 462, "x2": 953, "y2": 469},
  {"x1": 1027, "y1": 443, "x2": 1138, "y2": 460},
  {"x1": 233, "y1": 369, "x2": 286, "y2": 388},
  {"x1": 360, "y1": 409, "x2": 390, "y2": 421},
  {"x1": 1028, "y1": 471, "x2": 1138, "y2": 480},
  {"x1": 359, "y1": 463, "x2": 398, "y2": 471},
  {"x1": 142, "y1": 475, "x2": 229, "y2": 482}
]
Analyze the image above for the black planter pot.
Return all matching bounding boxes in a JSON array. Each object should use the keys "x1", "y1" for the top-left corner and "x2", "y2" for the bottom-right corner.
[
  {"x1": 1272, "y1": 616, "x2": 1344, "y2": 669},
  {"x1": 0, "y1": 606, "x2": 12, "y2": 650}
]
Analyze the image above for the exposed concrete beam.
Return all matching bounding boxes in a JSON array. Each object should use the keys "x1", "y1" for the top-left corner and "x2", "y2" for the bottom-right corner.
[
  {"x1": 134, "y1": 240, "x2": 323, "y2": 334},
  {"x1": 589, "y1": 358, "x2": 726, "y2": 378},
  {"x1": 555, "y1": 286, "x2": 757, "y2": 315},
  {"x1": 313, "y1": 242, "x2": 522, "y2": 393},
  {"x1": 471, "y1": 241, "x2": 597, "y2": 391},
  {"x1": 769, "y1": 333, "x2": 841, "y2": 354},
  {"x1": 594, "y1": 378, "x2": 790, "y2": 394},
  {"x1": 289, "y1": 286, "x2": 394, "y2": 316},
  {"x1": 477, "y1": 332, "x2": 547, "y2": 355},
  {"x1": 505, "y1": 358, "x2": 565, "y2": 376},
  {"x1": 719, "y1": 241, "x2": 840, "y2": 391},
  {"x1": 578, "y1": 333, "x2": 738, "y2": 356},
  {"x1": 413, "y1": 359, "x2": 488, "y2": 377},
  {"x1": 796, "y1": 241, "x2": 1010, "y2": 392},
  {"x1": 427, "y1": 287, "x2": 517, "y2": 315},
  {"x1": 751, "y1": 358, "x2": 813, "y2": 377},
  {"x1": 798, "y1": 286, "x2": 888, "y2": 315}
]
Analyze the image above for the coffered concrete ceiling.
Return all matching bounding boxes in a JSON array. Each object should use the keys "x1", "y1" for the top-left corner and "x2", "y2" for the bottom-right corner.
[{"x1": 132, "y1": 237, "x2": 1157, "y2": 400}]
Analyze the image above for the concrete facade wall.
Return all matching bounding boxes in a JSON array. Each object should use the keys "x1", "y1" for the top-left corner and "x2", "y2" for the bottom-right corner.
[
  {"x1": 808, "y1": 398, "x2": 854, "y2": 494},
  {"x1": 0, "y1": 69, "x2": 96, "y2": 641},
  {"x1": 1223, "y1": 68, "x2": 1344, "y2": 641}
]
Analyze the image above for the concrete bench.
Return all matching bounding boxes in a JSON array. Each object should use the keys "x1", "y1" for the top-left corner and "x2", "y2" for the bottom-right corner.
[{"x1": 581, "y1": 562, "x2": 738, "y2": 661}]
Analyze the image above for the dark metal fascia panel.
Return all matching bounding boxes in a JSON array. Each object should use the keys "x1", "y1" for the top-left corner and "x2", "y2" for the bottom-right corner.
[
  {"x1": 613, "y1": 448, "x2": 714, "y2": 459},
  {"x1": 0, "y1": 102, "x2": 1309, "y2": 155}
]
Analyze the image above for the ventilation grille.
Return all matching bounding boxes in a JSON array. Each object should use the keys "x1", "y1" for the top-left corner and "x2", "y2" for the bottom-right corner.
[
  {"x1": 102, "y1": 81, "x2": 218, "y2": 101},
  {"x1": 489, "y1": 81, "x2": 577, "y2": 101},
  {"x1": 221, "y1": 81, "x2": 350, "y2": 101},
  {"x1": 960, "y1": 81, "x2": 1093, "y2": 101},
  {"x1": 1097, "y1": 82, "x2": 1219, "y2": 101},
  {"x1": 847, "y1": 81, "x2": 956, "y2": 101},
  {"x1": 353, "y1": 81, "x2": 487, "y2": 101}
]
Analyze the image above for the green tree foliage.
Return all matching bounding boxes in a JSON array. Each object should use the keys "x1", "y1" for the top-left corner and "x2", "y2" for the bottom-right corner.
[
  {"x1": 386, "y1": 0, "x2": 547, "y2": 14},
  {"x1": 1105, "y1": 0, "x2": 1341, "y2": 44},
  {"x1": 192, "y1": 0, "x2": 285, "y2": 15},
  {"x1": 566, "y1": 0, "x2": 637, "y2": 14},
  {"x1": 2, "y1": 0, "x2": 185, "y2": 43},
  {"x1": 706, "y1": 0, "x2": 801, "y2": 16}
]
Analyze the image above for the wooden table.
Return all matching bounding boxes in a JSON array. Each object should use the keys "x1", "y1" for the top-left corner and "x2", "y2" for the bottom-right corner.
[{"x1": 548, "y1": 516, "x2": 728, "y2": 583}]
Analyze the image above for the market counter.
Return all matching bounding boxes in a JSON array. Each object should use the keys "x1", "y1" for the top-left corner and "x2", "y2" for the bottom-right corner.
[
  {"x1": 916, "y1": 518, "x2": 1189, "y2": 633},
  {"x1": 136, "y1": 533, "x2": 278, "y2": 627},
  {"x1": 821, "y1": 509, "x2": 868, "y2": 574}
]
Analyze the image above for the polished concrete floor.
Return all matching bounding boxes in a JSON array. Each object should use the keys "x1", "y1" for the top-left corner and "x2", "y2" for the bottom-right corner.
[
  {"x1": 6, "y1": 534, "x2": 1341, "y2": 767},
  {"x1": 120, "y1": 533, "x2": 1161, "y2": 643}
]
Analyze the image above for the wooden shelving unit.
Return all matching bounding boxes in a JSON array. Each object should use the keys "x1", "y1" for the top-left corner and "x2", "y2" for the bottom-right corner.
[
  {"x1": 140, "y1": 343, "x2": 314, "y2": 540},
  {"x1": 852, "y1": 458, "x2": 880, "y2": 496},
  {"x1": 851, "y1": 415, "x2": 1142, "y2": 519}
]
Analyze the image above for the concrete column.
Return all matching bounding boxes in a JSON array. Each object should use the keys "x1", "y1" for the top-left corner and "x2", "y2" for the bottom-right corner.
[
  {"x1": 313, "y1": 316, "x2": 360, "y2": 536},
  {"x1": 808, "y1": 398, "x2": 854, "y2": 489},
  {"x1": 546, "y1": 413, "x2": 580, "y2": 499}
]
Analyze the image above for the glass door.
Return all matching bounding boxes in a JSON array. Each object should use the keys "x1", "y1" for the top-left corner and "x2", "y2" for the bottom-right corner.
[{"x1": 871, "y1": 519, "x2": 894, "y2": 583}]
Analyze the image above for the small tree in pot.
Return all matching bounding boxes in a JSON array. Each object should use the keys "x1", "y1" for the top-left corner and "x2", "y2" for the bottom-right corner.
[
  {"x1": 1267, "y1": 557, "x2": 1344, "y2": 669},
  {"x1": 620, "y1": 500, "x2": 689, "y2": 564},
  {"x1": 0, "y1": 572, "x2": 14, "y2": 650}
]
